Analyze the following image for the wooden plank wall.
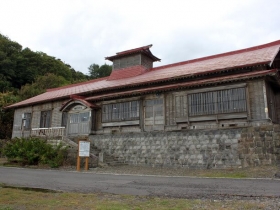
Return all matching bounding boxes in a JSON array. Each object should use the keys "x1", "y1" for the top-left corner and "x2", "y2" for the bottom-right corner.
[
  {"x1": 12, "y1": 107, "x2": 32, "y2": 138},
  {"x1": 247, "y1": 80, "x2": 267, "y2": 121},
  {"x1": 265, "y1": 82, "x2": 277, "y2": 123},
  {"x1": 275, "y1": 93, "x2": 280, "y2": 123},
  {"x1": 165, "y1": 80, "x2": 268, "y2": 127}
]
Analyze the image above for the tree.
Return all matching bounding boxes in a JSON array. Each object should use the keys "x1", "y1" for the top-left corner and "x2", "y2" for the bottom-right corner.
[
  {"x1": 0, "y1": 91, "x2": 20, "y2": 139},
  {"x1": 88, "y1": 63, "x2": 112, "y2": 79},
  {"x1": 19, "y1": 73, "x2": 71, "y2": 100}
]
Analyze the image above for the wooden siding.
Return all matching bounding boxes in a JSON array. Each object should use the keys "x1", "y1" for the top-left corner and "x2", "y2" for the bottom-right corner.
[
  {"x1": 113, "y1": 54, "x2": 140, "y2": 70},
  {"x1": 140, "y1": 54, "x2": 153, "y2": 69},
  {"x1": 12, "y1": 80, "x2": 277, "y2": 138},
  {"x1": 12, "y1": 101, "x2": 65, "y2": 138},
  {"x1": 12, "y1": 107, "x2": 32, "y2": 138},
  {"x1": 275, "y1": 93, "x2": 280, "y2": 123},
  {"x1": 247, "y1": 80, "x2": 268, "y2": 121},
  {"x1": 265, "y1": 81, "x2": 277, "y2": 123},
  {"x1": 51, "y1": 101, "x2": 63, "y2": 127}
]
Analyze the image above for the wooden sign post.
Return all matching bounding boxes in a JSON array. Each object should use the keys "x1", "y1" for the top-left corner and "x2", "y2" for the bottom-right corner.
[{"x1": 77, "y1": 140, "x2": 90, "y2": 171}]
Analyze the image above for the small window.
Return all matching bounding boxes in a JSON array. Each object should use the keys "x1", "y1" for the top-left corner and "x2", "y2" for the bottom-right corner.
[
  {"x1": 40, "y1": 110, "x2": 52, "y2": 128},
  {"x1": 23, "y1": 113, "x2": 31, "y2": 130},
  {"x1": 61, "y1": 112, "x2": 68, "y2": 127},
  {"x1": 80, "y1": 112, "x2": 90, "y2": 122}
]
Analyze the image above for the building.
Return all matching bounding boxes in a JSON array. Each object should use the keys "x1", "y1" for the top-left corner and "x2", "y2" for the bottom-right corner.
[{"x1": 6, "y1": 41, "x2": 280, "y2": 168}]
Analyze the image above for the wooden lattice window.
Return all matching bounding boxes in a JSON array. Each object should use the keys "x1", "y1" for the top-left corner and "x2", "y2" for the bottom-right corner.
[
  {"x1": 102, "y1": 101, "x2": 140, "y2": 122},
  {"x1": 188, "y1": 87, "x2": 247, "y2": 116}
]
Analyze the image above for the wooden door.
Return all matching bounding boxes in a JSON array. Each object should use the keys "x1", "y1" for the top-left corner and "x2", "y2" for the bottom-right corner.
[{"x1": 68, "y1": 111, "x2": 90, "y2": 135}]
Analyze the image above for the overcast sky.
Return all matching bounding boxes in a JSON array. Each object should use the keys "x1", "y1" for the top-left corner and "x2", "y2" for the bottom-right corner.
[{"x1": 1, "y1": 0, "x2": 280, "y2": 75}]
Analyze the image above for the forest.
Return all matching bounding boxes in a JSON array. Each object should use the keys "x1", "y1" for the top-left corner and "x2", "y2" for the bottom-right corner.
[{"x1": 0, "y1": 33, "x2": 112, "y2": 139}]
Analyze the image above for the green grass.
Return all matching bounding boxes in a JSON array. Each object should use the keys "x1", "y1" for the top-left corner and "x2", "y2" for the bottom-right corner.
[{"x1": 0, "y1": 186, "x2": 277, "y2": 210}]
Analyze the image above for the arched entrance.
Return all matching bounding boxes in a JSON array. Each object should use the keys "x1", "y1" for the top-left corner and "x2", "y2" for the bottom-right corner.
[{"x1": 60, "y1": 97, "x2": 99, "y2": 137}]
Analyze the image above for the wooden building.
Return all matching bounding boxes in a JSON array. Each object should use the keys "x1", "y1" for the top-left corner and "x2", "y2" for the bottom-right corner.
[{"x1": 7, "y1": 41, "x2": 280, "y2": 168}]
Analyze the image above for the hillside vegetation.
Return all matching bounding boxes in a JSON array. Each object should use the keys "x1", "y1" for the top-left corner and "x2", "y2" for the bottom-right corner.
[{"x1": 0, "y1": 34, "x2": 91, "y2": 139}]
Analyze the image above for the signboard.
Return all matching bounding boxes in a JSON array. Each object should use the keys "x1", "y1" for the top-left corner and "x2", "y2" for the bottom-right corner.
[{"x1": 79, "y1": 141, "x2": 90, "y2": 157}]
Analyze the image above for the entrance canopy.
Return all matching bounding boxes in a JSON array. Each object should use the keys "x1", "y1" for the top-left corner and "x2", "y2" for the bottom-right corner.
[{"x1": 60, "y1": 95, "x2": 99, "y2": 112}]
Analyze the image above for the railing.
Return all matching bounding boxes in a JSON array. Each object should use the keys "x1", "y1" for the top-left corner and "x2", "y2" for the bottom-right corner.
[{"x1": 31, "y1": 127, "x2": 65, "y2": 139}]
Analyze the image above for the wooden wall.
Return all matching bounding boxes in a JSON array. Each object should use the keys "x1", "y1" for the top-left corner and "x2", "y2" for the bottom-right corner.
[
  {"x1": 12, "y1": 79, "x2": 275, "y2": 138},
  {"x1": 12, "y1": 107, "x2": 32, "y2": 138},
  {"x1": 113, "y1": 54, "x2": 141, "y2": 70},
  {"x1": 12, "y1": 100, "x2": 65, "y2": 138},
  {"x1": 247, "y1": 80, "x2": 268, "y2": 121}
]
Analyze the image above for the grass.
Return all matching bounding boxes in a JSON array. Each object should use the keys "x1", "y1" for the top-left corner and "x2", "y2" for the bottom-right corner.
[
  {"x1": 0, "y1": 186, "x2": 278, "y2": 210},
  {"x1": 93, "y1": 165, "x2": 279, "y2": 179}
]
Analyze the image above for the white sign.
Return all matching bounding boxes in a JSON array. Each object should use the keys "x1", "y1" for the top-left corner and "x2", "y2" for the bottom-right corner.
[{"x1": 79, "y1": 141, "x2": 90, "y2": 157}]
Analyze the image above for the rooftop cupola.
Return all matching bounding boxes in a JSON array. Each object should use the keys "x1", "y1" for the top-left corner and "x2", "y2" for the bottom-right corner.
[{"x1": 105, "y1": 44, "x2": 160, "y2": 80}]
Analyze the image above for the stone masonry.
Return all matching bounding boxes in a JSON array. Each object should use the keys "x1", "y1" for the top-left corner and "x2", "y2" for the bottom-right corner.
[{"x1": 90, "y1": 124, "x2": 280, "y2": 168}]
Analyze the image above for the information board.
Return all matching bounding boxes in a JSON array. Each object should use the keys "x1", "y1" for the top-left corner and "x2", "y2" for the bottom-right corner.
[{"x1": 79, "y1": 141, "x2": 90, "y2": 157}]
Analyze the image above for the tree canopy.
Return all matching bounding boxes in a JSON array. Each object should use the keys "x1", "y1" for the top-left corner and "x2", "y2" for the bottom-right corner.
[
  {"x1": 0, "y1": 33, "x2": 91, "y2": 139},
  {"x1": 0, "y1": 33, "x2": 115, "y2": 139},
  {"x1": 88, "y1": 63, "x2": 112, "y2": 79}
]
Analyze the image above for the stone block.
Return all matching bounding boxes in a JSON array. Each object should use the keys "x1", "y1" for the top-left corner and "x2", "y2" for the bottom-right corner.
[
  {"x1": 197, "y1": 154, "x2": 203, "y2": 160},
  {"x1": 212, "y1": 144, "x2": 219, "y2": 150},
  {"x1": 274, "y1": 124, "x2": 280, "y2": 132}
]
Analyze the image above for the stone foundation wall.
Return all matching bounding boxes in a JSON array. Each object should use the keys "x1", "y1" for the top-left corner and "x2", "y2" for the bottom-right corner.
[
  {"x1": 90, "y1": 125, "x2": 280, "y2": 168},
  {"x1": 239, "y1": 124, "x2": 280, "y2": 167}
]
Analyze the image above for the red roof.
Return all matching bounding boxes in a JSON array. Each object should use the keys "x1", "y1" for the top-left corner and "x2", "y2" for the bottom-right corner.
[
  {"x1": 108, "y1": 65, "x2": 147, "y2": 80},
  {"x1": 85, "y1": 69, "x2": 278, "y2": 101},
  {"x1": 105, "y1": 44, "x2": 161, "y2": 62},
  {"x1": 6, "y1": 40, "x2": 280, "y2": 109}
]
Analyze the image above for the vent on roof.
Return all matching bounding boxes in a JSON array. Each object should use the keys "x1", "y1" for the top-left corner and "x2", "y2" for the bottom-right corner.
[{"x1": 105, "y1": 45, "x2": 161, "y2": 80}]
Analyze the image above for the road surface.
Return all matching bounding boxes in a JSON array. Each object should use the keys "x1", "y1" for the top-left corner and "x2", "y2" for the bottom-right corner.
[{"x1": 0, "y1": 167, "x2": 279, "y2": 199}]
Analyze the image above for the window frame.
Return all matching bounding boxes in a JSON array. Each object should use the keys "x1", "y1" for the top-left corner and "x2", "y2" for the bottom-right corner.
[
  {"x1": 22, "y1": 113, "x2": 31, "y2": 130},
  {"x1": 144, "y1": 98, "x2": 164, "y2": 125},
  {"x1": 188, "y1": 87, "x2": 247, "y2": 117},
  {"x1": 102, "y1": 100, "x2": 140, "y2": 123},
  {"x1": 61, "y1": 112, "x2": 68, "y2": 127},
  {"x1": 40, "y1": 110, "x2": 52, "y2": 128}
]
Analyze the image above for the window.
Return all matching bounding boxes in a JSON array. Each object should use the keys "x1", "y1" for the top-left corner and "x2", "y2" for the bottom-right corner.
[
  {"x1": 188, "y1": 87, "x2": 247, "y2": 116},
  {"x1": 145, "y1": 98, "x2": 164, "y2": 125},
  {"x1": 61, "y1": 112, "x2": 68, "y2": 127},
  {"x1": 22, "y1": 113, "x2": 31, "y2": 130},
  {"x1": 40, "y1": 110, "x2": 52, "y2": 128},
  {"x1": 102, "y1": 101, "x2": 140, "y2": 122}
]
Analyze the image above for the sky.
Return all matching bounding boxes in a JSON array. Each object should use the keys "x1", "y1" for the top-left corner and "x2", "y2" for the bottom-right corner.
[{"x1": 1, "y1": 0, "x2": 280, "y2": 75}]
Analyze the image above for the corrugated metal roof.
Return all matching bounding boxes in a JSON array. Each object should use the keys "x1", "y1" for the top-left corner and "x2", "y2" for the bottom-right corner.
[{"x1": 6, "y1": 40, "x2": 280, "y2": 109}]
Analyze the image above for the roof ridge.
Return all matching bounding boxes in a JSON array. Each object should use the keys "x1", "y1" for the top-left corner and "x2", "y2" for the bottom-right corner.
[
  {"x1": 151, "y1": 40, "x2": 280, "y2": 71},
  {"x1": 116, "y1": 44, "x2": 152, "y2": 55},
  {"x1": 46, "y1": 77, "x2": 108, "y2": 92}
]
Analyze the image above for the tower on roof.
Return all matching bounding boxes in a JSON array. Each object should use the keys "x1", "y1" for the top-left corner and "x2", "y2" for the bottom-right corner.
[{"x1": 105, "y1": 44, "x2": 160, "y2": 71}]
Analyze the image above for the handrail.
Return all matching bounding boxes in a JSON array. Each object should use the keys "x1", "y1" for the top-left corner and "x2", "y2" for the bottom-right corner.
[{"x1": 31, "y1": 127, "x2": 65, "y2": 138}]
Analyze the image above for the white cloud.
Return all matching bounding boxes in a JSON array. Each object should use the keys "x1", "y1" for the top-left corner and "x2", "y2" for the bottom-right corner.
[{"x1": 0, "y1": 0, "x2": 280, "y2": 74}]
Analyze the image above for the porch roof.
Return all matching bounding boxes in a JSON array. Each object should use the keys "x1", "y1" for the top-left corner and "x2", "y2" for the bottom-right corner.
[{"x1": 6, "y1": 40, "x2": 280, "y2": 109}]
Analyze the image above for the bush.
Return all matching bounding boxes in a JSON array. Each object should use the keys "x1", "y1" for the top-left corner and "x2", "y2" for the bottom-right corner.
[
  {"x1": 2, "y1": 137, "x2": 67, "y2": 168},
  {"x1": 0, "y1": 139, "x2": 8, "y2": 157}
]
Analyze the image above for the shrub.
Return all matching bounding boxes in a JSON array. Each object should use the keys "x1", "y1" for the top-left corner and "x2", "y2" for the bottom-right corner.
[{"x1": 2, "y1": 137, "x2": 67, "y2": 168}]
